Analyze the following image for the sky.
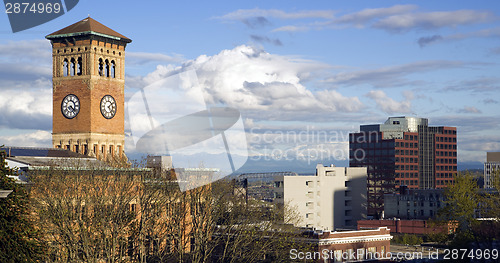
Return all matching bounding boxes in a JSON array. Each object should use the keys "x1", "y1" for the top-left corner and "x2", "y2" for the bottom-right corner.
[{"x1": 1, "y1": 0, "x2": 499, "y2": 172}]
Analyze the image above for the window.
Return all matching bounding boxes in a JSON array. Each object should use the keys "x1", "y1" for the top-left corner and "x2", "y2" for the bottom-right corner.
[
  {"x1": 77, "y1": 57, "x2": 82, "y2": 75},
  {"x1": 70, "y1": 58, "x2": 75, "y2": 76},
  {"x1": 111, "y1": 60, "x2": 116, "y2": 78},
  {"x1": 98, "y1": 58, "x2": 104, "y2": 76},
  {"x1": 105, "y1": 59, "x2": 110, "y2": 77},
  {"x1": 63, "y1": 59, "x2": 68, "y2": 76}
]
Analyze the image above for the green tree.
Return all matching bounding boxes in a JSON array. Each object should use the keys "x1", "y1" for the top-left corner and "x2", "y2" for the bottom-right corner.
[
  {"x1": 437, "y1": 171, "x2": 500, "y2": 249},
  {"x1": 0, "y1": 149, "x2": 44, "y2": 262},
  {"x1": 437, "y1": 172, "x2": 480, "y2": 247}
]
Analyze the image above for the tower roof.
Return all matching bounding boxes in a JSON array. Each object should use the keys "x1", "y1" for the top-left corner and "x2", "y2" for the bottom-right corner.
[{"x1": 46, "y1": 17, "x2": 131, "y2": 43}]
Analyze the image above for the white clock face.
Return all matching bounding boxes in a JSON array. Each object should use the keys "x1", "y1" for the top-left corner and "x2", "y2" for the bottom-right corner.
[
  {"x1": 100, "y1": 95, "x2": 117, "y2": 119},
  {"x1": 61, "y1": 94, "x2": 80, "y2": 119}
]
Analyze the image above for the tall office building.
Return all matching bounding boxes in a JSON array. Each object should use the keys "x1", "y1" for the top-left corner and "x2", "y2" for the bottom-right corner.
[
  {"x1": 484, "y1": 152, "x2": 500, "y2": 189},
  {"x1": 349, "y1": 116, "x2": 457, "y2": 216}
]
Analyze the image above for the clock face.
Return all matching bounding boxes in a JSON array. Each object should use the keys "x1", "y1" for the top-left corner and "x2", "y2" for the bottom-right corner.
[
  {"x1": 61, "y1": 94, "x2": 80, "y2": 119},
  {"x1": 100, "y1": 95, "x2": 117, "y2": 119}
]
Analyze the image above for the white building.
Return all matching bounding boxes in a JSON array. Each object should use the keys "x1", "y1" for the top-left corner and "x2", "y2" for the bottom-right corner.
[
  {"x1": 484, "y1": 152, "x2": 500, "y2": 189},
  {"x1": 274, "y1": 164, "x2": 367, "y2": 231}
]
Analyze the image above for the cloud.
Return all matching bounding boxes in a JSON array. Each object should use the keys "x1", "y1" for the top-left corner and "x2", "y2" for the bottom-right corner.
[
  {"x1": 0, "y1": 39, "x2": 51, "y2": 63},
  {"x1": 325, "y1": 60, "x2": 467, "y2": 88},
  {"x1": 272, "y1": 25, "x2": 309, "y2": 32},
  {"x1": 418, "y1": 35, "x2": 443, "y2": 47},
  {"x1": 445, "y1": 77, "x2": 500, "y2": 93},
  {"x1": 0, "y1": 40, "x2": 52, "y2": 83},
  {"x1": 483, "y1": 99, "x2": 498, "y2": 104},
  {"x1": 419, "y1": 27, "x2": 500, "y2": 47},
  {"x1": 334, "y1": 5, "x2": 418, "y2": 28},
  {"x1": 250, "y1": 35, "x2": 283, "y2": 46},
  {"x1": 373, "y1": 9, "x2": 495, "y2": 33},
  {"x1": 491, "y1": 46, "x2": 500, "y2": 55},
  {"x1": 0, "y1": 130, "x2": 51, "y2": 148},
  {"x1": 215, "y1": 8, "x2": 334, "y2": 21},
  {"x1": 0, "y1": 88, "x2": 52, "y2": 130},
  {"x1": 458, "y1": 106, "x2": 482, "y2": 114},
  {"x1": 366, "y1": 90, "x2": 413, "y2": 114},
  {"x1": 126, "y1": 45, "x2": 363, "y2": 125},
  {"x1": 315, "y1": 90, "x2": 363, "y2": 112},
  {"x1": 242, "y1": 16, "x2": 272, "y2": 28}
]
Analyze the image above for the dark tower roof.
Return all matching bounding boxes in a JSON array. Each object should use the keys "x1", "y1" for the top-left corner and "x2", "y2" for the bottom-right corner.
[{"x1": 46, "y1": 17, "x2": 131, "y2": 43}]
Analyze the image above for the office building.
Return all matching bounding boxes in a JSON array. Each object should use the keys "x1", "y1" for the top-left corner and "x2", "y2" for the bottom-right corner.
[
  {"x1": 484, "y1": 152, "x2": 500, "y2": 189},
  {"x1": 349, "y1": 116, "x2": 457, "y2": 216},
  {"x1": 384, "y1": 188, "x2": 444, "y2": 220},
  {"x1": 274, "y1": 164, "x2": 367, "y2": 230}
]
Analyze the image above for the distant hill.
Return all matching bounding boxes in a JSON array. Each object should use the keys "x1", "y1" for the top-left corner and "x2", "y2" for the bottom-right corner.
[
  {"x1": 126, "y1": 151, "x2": 485, "y2": 175},
  {"x1": 458, "y1": 161, "x2": 483, "y2": 171}
]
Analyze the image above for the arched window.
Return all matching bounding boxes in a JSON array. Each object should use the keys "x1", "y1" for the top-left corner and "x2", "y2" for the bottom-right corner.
[
  {"x1": 105, "y1": 59, "x2": 110, "y2": 77},
  {"x1": 70, "y1": 58, "x2": 75, "y2": 76},
  {"x1": 63, "y1": 59, "x2": 68, "y2": 76},
  {"x1": 98, "y1": 58, "x2": 104, "y2": 76},
  {"x1": 77, "y1": 57, "x2": 82, "y2": 75},
  {"x1": 110, "y1": 60, "x2": 116, "y2": 78}
]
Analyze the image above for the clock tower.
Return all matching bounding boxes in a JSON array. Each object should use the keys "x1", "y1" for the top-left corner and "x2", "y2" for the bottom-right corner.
[{"x1": 46, "y1": 17, "x2": 131, "y2": 161}]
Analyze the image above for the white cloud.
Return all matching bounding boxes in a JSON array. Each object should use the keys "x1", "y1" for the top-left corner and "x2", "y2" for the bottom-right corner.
[
  {"x1": 272, "y1": 25, "x2": 309, "y2": 32},
  {"x1": 325, "y1": 60, "x2": 467, "y2": 88},
  {"x1": 366, "y1": 90, "x2": 412, "y2": 114},
  {"x1": 0, "y1": 39, "x2": 51, "y2": 63},
  {"x1": 334, "y1": 5, "x2": 418, "y2": 27},
  {"x1": 374, "y1": 9, "x2": 495, "y2": 32},
  {"x1": 459, "y1": 106, "x2": 482, "y2": 114},
  {"x1": 0, "y1": 130, "x2": 51, "y2": 147},
  {"x1": 0, "y1": 88, "x2": 52, "y2": 130},
  {"x1": 218, "y1": 6, "x2": 496, "y2": 35},
  {"x1": 128, "y1": 45, "x2": 361, "y2": 117}
]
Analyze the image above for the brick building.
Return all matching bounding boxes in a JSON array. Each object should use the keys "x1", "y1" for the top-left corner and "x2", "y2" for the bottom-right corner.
[
  {"x1": 46, "y1": 17, "x2": 131, "y2": 161},
  {"x1": 357, "y1": 219, "x2": 455, "y2": 235},
  {"x1": 298, "y1": 227, "x2": 392, "y2": 262},
  {"x1": 349, "y1": 116, "x2": 457, "y2": 217}
]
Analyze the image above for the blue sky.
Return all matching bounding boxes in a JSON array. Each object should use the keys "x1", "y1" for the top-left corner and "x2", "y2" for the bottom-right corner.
[{"x1": 1, "y1": 0, "x2": 499, "y2": 170}]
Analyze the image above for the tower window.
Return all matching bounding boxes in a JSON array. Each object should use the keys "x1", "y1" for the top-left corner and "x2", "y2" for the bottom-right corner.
[
  {"x1": 111, "y1": 60, "x2": 116, "y2": 78},
  {"x1": 63, "y1": 59, "x2": 69, "y2": 76},
  {"x1": 105, "y1": 59, "x2": 110, "y2": 77},
  {"x1": 77, "y1": 57, "x2": 82, "y2": 75},
  {"x1": 70, "y1": 58, "x2": 76, "y2": 76},
  {"x1": 98, "y1": 58, "x2": 104, "y2": 76}
]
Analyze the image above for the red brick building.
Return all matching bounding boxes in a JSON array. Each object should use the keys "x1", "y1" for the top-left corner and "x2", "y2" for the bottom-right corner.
[
  {"x1": 357, "y1": 219, "x2": 455, "y2": 235},
  {"x1": 46, "y1": 17, "x2": 131, "y2": 161},
  {"x1": 349, "y1": 116, "x2": 457, "y2": 217},
  {"x1": 296, "y1": 227, "x2": 392, "y2": 262}
]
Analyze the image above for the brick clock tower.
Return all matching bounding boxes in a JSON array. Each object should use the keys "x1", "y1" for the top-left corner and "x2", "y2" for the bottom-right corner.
[{"x1": 46, "y1": 17, "x2": 131, "y2": 161}]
